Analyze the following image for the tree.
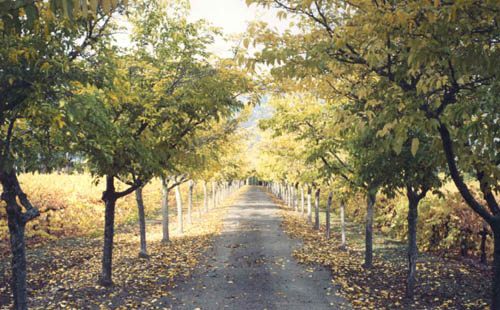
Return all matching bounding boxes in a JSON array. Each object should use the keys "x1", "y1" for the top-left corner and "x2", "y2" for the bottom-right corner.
[
  {"x1": 246, "y1": 1, "x2": 500, "y2": 306},
  {"x1": 135, "y1": 185, "x2": 149, "y2": 258},
  {"x1": 1, "y1": 0, "x2": 126, "y2": 32},
  {"x1": 258, "y1": 93, "x2": 383, "y2": 267},
  {"x1": 0, "y1": 3, "x2": 114, "y2": 307}
]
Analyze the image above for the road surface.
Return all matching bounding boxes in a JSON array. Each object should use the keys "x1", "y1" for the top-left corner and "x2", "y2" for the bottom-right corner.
[{"x1": 165, "y1": 186, "x2": 350, "y2": 310}]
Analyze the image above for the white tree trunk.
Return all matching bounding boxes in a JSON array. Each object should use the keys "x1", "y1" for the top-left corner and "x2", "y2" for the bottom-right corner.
[
  {"x1": 212, "y1": 182, "x2": 216, "y2": 208},
  {"x1": 340, "y1": 200, "x2": 346, "y2": 249},
  {"x1": 301, "y1": 185, "x2": 305, "y2": 217},
  {"x1": 307, "y1": 185, "x2": 312, "y2": 223},
  {"x1": 203, "y1": 181, "x2": 208, "y2": 212}
]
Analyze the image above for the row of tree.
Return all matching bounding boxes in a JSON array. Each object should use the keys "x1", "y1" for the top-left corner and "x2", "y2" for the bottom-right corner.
[
  {"x1": 242, "y1": 1, "x2": 500, "y2": 309},
  {"x1": 1, "y1": 1, "x2": 255, "y2": 309}
]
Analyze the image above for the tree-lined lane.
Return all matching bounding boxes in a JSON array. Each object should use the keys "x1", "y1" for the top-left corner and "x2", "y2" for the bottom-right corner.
[{"x1": 164, "y1": 186, "x2": 350, "y2": 310}]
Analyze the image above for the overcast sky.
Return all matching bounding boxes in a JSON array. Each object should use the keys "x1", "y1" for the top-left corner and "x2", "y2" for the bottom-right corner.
[
  {"x1": 113, "y1": 1, "x2": 290, "y2": 58},
  {"x1": 188, "y1": 0, "x2": 290, "y2": 58}
]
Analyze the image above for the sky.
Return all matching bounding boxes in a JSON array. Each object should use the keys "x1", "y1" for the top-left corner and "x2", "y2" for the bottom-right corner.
[
  {"x1": 186, "y1": 1, "x2": 283, "y2": 138},
  {"x1": 113, "y1": 1, "x2": 291, "y2": 58},
  {"x1": 188, "y1": 0, "x2": 290, "y2": 58}
]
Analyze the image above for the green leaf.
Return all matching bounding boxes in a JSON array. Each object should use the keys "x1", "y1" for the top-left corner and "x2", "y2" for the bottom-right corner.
[{"x1": 411, "y1": 138, "x2": 419, "y2": 157}]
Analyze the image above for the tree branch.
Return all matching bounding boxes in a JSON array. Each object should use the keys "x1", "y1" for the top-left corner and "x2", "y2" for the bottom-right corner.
[{"x1": 438, "y1": 122, "x2": 493, "y2": 223}]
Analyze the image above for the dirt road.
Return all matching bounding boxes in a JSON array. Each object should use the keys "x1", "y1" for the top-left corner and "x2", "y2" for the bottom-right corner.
[{"x1": 164, "y1": 186, "x2": 350, "y2": 310}]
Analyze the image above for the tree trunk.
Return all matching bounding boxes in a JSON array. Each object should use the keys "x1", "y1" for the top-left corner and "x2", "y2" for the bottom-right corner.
[
  {"x1": 406, "y1": 191, "x2": 419, "y2": 300},
  {"x1": 326, "y1": 191, "x2": 332, "y2": 238},
  {"x1": 340, "y1": 200, "x2": 346, "y2": 250},
  {"x1": 203, "y1": 181, "x2": 208, "y2": 212},
  {"x1": 365, "y1": 191, "x2": 376, "y2": 268},
  {"x1": 212, "y1": 182, "x2": 216, "y2": 208},
  {"x1": 4, "y1": 194, "x2": 28, "y2": 310},
  {"x1": 7, "y1": 214, "x2": 27, "y2": 310},
  {"x1": 1, "y1": 171, "x2": 40, "y2": 310},
  {"x1": 215, "y1": 183, "x2": 219, "y2": 206},
  {"x1": 295, "y1": 185, "x2": 299, "y2": 212},
  {"x1": 314, "y1": 188, "x2": 320, "y2": 230},
  {"x1": 135, "y1": 186, "x2": 149, "y2": 259},
  {"x1": 480, "y1": 222, "x2": 489, "y2": 264},
  {"x1": 218, "y1": 183, "x2": 221, "y2": 203},
  {"x1": 99, "y1": 176, "x2": 118, "y2": 286},
  {"x1": 307, "y1": 185, "x2": 312, "y2": 223},
  {"x1": 286, "y1": 184, "x2": 290, "y2": 207},
  {"x1": 301, "y1": 186, "x2": 305, "y2": 217},
  {"x1": 492, "y1": 222, "x2": 500, "y2": 310},
  {"x1": 175, "y1": 185, "x2": 183, "y2": 233},
  {"x1": 161, "y1": 177, "x2": 170, "y2": 243},
  {"x1": 289, "y1": 184, "x2": 292, "y2": 208},
  {"x1": 188, "y1": 180, "x2": 194, "y2": 224}
]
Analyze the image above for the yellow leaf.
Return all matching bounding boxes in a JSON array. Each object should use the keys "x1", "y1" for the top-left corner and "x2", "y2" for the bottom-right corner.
[
  {"x1": 90, "y1": 0, "x2": 98, "y2": 13},
  {"x1": 9, "y1": 52, "x2": 17, "y2": 62},
  {"x1": 102, "y1": 0, "x2": 111, "y2": 14},
  {"x1": 40, "y1": 62, "x2": 51, "y2": 72}
]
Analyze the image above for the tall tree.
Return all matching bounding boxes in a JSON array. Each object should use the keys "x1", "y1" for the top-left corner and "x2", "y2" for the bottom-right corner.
[{"x1": 0, "y1": 3, "x2": 114, "y2": 307}]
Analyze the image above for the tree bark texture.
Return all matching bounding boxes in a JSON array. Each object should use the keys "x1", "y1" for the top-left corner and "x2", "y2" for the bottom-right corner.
[
  {"x1": 340, "y1": 200, "x2": 346, "y2": 250},
  {"x1": 365, "y1": 192, "x2": 376, "y2": 268},
  {"x1": 161, "y1": 177, "x2": 170, "y2": 243},
  {"x1": 100, "y1": 176, "x2": 118, "y2": 286},
  {"x1": 188, "y1": 180, "x2": 194, "y2": 224},
  {"x1": 480, "y1": 223, "x2": 489, "y2": 264},
  {"x1": 135, "y1": 186, "x2": 149, "y2": 258},
  {"x1": 307, "y1": 185, "x2": 312, "y2": 223},
  {"x1": 212, "y1": 182, "x2": 216, "y2": 208},
  {"x1": 5, "y1": 194, "x2": 28, "y2": 310},
  {"x1": 493, "y1": 222, "x2": 500, "y2": 310},
  {"x1": 326, "y1": 191, "x2": 332, "y2": 238},
  {"x1": 175, "y1": 185, "x2": 183, "y2": 233},
  {"x1": 301, "y1": 186, "x2": 305, "y2": 217},
  {"x1": 1, "y1": 170, "x2": 40, "y2": 310},
  {"x1": 406, "y1": 192, "x2": 419, "y2": 300},
  {"x1": 203, "y1": 181, "x2": 208, "y2": 212},
  {"x1": 314, "y1": 188, "x2": 320, "y2": 230}
]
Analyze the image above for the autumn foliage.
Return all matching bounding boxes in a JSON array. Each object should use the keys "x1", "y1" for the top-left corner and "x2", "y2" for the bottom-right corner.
[
  {"x1": 278, "y1": 200, "x2": 492, "y2": 310},
  {"x1": 0, "y1": 176, "x2": 238, "y2": 309}
]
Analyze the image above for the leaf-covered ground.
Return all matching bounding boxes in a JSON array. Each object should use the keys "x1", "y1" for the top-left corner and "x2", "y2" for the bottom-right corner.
[
  {"x1": 277, "y1": 202, "x2": 492, "y2": 310},
  {"x1": 0, "y1": 193, "x2": 235, "y2": 310}
]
